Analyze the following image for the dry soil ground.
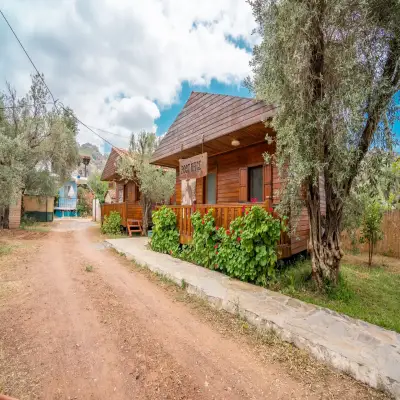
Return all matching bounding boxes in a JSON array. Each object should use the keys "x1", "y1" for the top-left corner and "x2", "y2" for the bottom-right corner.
[{"x1": 0, "y1": 220, "x2": 390, "y2": 399}]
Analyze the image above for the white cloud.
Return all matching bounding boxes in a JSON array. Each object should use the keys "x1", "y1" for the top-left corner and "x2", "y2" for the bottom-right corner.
[{"x1": 0, "y1": 0, "x2": 257, "y2": 150}]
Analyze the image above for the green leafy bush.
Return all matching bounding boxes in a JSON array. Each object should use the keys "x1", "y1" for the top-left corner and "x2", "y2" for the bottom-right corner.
[
  {"x1": 215, "y1": 206, "x2": 283, "y2": 285},
  {"x1": 360, "y1": 200, "x2": 384, "y2": 265},
  {"x1": 101, "y1": 211, "x2": 122, "y2": 235},
  {"x1": 151, "y1": 205, "x2": 283, "y2": 286},
  {"x1": 151, "y1": 206, "x2": 180, "y2": 254},
  {"x1": 186, "y1": 210, "x2": 220, "y2": 268}
]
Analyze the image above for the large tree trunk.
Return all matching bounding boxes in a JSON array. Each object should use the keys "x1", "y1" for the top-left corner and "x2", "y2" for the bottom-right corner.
[
  {"x1": 140, "y1": 196, "x2": 152, "y2": 236},
  {"x1": 309, "y1": 220, "x2": 342, "y2": 287},
  {"x1": 0, "y1": 206, "x2": 10, "y2": 229},
  {"x1": 306, "y1": 179, "x2": 344, "y2": 288}
]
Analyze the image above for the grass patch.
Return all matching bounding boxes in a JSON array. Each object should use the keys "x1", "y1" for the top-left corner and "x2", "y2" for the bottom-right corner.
[
  {"x1": 271, "y1": 260, "x2": 400, "y2": 333},
  {"x1": 102, "y1": 232, "x2": 127, "y2": 239},
  {"x1": 19, "y1": 221, "x2": 50, "y2": 232},
  {"x1": 0, "y1": 244, "x2": 13, "y2": 256},
  {"x1": 85, "y1": 265, "x2": 94, "y2": 272}
]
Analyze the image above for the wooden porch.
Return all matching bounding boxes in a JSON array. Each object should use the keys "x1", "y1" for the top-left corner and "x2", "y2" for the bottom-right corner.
[
  {"x1": 101, "y1": 202, "x2": 143, "y2": 227},
  {"x1": 164, "y1": 202, "x2": 291, "y2": 259}
]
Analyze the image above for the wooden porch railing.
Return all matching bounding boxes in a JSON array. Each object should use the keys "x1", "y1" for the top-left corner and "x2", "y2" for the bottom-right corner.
[
  {"x1": 101, "y1": 202, "x2": 142, "y2": 227},
  {"x1": 164, "y1": 202, "x2": 292, "y2": 259}
]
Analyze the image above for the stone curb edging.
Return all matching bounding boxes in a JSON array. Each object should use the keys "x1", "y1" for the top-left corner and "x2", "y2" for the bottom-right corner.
[{"x1": 105, "y1": 238, "x2": 400, "y2": 399}]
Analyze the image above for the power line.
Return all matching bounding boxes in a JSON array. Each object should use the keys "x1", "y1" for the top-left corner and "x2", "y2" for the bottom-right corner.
[
  {"x1": 87, "y1": 125, "x2": 132, "y2": 138},
  {"x1": 0, "y1": 103, "x2": 56, "y2": 110},
  {"x1": 0, "y1": 9, "x2": 118, "y2": 149}
]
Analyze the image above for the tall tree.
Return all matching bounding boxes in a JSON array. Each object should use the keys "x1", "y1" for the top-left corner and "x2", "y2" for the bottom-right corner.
[
  {"x1": 248, "y1": 0, "x2": 400, "y2": 286},
  {"x1": 0, "y1": 74, "x2": 79, "y2": 227},
  {"x1": 88, "y1": 172, "x2": 108, "y2": 204},
  {"x1": 118, "y1": 131, "x2": 175, "y2": 235}
]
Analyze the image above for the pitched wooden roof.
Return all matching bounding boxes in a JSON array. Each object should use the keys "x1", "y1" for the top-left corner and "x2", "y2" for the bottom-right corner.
[
  {"x1": 101, "y1": 147, "x2": 129, "y2": 181},
  {"x1": 151, "y1": 92, "x2": 276, "y2": 167}
]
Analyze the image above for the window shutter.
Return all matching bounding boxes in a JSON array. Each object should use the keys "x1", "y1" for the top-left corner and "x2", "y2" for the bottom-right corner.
[
  {"x1": 263, "y1": 164, "x2": 272, "y2": 201},
  {"x1": 239, "y1": 167, "x2": 248, "y2": 203}
]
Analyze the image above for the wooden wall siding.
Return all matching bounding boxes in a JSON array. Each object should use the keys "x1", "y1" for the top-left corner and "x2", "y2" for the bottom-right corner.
[
  {"x1": 272, "y1": 164, "x2": 282, "y2": 205},
  {"x1": 174, "y1": 142, "x2": 275, "y2": 205},
  {"x1": 116, "y1": 183, "x2": 124, "y2": 202},
  {"x1": 124, "y1": 182, "x2": 137, "y2": 203},
  {"x1": 151, "y1": 92, "x2": 276, "y2": 166},
  {"x1": 214, "y1": 142, "x2": 274, "y2": 203},
  {"x1": 9, "y1": 196, "x2": 21, "y2": 229},
  {"x1": 196, "y1": 178, "x2": 204, "y2": 204},
  {"x1": 101, "y1": 202, "x2": 142, "y2": 227},
  {"x1": 291, "y1": 207, "x2": 309, "y2": 254}
]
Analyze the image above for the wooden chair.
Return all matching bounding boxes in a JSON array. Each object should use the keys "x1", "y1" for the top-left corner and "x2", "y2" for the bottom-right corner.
[{"x1": 127, "y1": 219, "x2": 143, "y2": 236}]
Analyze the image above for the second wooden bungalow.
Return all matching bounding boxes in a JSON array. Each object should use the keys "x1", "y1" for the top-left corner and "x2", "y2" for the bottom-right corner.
[{"x1": 100, "y1": 147, "x2": 142, "y2": 227}]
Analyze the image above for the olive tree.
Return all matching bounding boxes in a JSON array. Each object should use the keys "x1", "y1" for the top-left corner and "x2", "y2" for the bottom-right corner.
[
  {"x1": 248, "y1": 0, "x2": 400, "y2": 286},
  {"x1": 0, "y1": 74, "x2": 79, "y2": 227},
  {"x1": 118, "y1": 131, "x2": 175, "y2": 235}
]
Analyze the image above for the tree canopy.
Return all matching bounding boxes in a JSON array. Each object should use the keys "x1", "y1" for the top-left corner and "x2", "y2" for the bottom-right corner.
[
  {"x1": 0, "y1": 73, "x2": 79, "y2": 224},
  {"x1": 118, "y1": 131, "x2": 176, "y2": 234},
  {"x1": 248, "y1": 0, "x2": 400, "y2": 286}
]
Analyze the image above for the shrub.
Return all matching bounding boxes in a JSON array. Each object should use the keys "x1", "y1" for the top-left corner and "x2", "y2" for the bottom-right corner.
[
  {"x1": 216, "y1": 206, "x2": 283, "y2": 285},
  {"x1": 151, "y1": 206, "x2": 180, "y2": 254},
  {"x1": 360, "y1": 200, "x2": 384, "y2": 266},
  {"x1": 188, "y1": 210, "x2": 220, "y2": 268},
  {"x1": 101, "y1": 211, "x2": 122, "y2": 235},
  {"x1": 150, "y1": 205, "x2": 284, "y2": 286}
]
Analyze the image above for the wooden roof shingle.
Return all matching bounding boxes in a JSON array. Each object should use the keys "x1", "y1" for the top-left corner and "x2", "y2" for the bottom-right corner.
[
  {"x1": 101, "y1": 147, "x2": 129, "y2": 181},
  {"x1": 151, "y1": 92, "x2": 276, "y2": 167}
]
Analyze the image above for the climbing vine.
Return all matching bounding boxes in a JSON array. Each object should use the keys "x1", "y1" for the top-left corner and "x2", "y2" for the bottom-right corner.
[{"x1": 152, "y1": 205, "x2": 284, "y2": 286}]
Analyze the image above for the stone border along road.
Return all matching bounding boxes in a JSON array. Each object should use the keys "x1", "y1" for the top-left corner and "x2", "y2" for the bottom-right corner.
[{"x1": 106, "y1": 237, "x2": 400, "y2": 399}]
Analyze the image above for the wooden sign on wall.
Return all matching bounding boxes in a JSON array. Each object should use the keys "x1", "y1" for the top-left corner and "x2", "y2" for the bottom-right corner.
[{"x1": 179, "y1": 153, "x2": 208, "y2": 180}]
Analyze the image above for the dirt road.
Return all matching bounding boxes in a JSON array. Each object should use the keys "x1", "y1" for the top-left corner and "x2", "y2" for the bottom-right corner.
[{"x1": 0, "y1": 221, "x2": 387, "y2": 399}]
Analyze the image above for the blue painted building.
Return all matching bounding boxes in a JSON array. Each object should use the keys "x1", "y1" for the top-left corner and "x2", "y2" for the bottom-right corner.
[{"x1": 54, "y1": 180, "x2": 78, "y2": 218}]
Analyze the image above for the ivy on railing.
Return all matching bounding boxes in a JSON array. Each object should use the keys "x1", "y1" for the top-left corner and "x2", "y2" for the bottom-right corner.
[{"x1": 151, "y1": 205, "x2": 286, "y2": 286}]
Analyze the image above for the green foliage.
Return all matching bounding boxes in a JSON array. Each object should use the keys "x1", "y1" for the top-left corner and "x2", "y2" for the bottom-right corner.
[
  {"x1": 88, "y1": 172, "x2": 108, "y2": 204},
  {"x1": 150, "y1": 206, "x2": 180, "y2": 254},
  {"x1": 360, "y1": 200, "x2": 384, "y2": 265},
  {"x1": 272, "y1": 259, "x2": 400, "y2": 333},
  {"x1": 343, "y1": 151, "x2": 400, "y2": 233},
  {"x1": 117, "y1": 131, "x2": 176, "y2": 235},
  {"x1": 189, "y1": 210, "x2": 220, "y2": 268},
  {"x1": 20, "y1": 214, "x2": 36, "y2": 227},
  {"x1": 248, "y1": 0, "x2": 400, "y2": 284},
  {"x1": 215, "y1": 206, "x2": 283, "y2": 285},
  {"x1": 0, "y1": 244, "x2": 12, "y2": 256},
  {"x1": 175, "y1": 206, "x2": 283, "y2": 286},
  {"x1": 0, "y1": 74, "x2": 79, "y2": 210},
  {"x1": 77, "y1": 186, "x2": 91, "y2": 217},
  {"x1": 85, "y1": 265, "x2": 94, "y2": 272},
  {"x1": 101, "y1": 211, "x2": 122, "y2": 235}
]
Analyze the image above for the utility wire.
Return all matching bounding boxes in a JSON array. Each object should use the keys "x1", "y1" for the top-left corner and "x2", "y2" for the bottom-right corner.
[
  {"x1": 0, "y1": 103, "x2": 55, "y2": 110},
  {"x1": 0, "y1": 9, "x2": 118, "y2": 149}
]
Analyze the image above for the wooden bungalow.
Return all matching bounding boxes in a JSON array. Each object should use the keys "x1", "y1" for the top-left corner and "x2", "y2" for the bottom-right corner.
[
  {"x1": 150, "y1": 92, "x2": 312, "y2": 258},
  {"x1": 100, "y1": 147, "x2": 142, "y2": 228}
]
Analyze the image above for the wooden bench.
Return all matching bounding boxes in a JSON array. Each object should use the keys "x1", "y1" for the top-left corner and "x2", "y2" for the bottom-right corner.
[{"x1": 127, "y1": 219, "x2": 142, "y2": 236}]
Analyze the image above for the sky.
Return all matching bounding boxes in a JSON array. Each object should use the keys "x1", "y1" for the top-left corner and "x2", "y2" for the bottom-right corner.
[
  {"x1": 1, "y1": 1, "x2": 398, "y2": 154},
  {"x1": 0, "y1": 0, "x2": 257, "y2": 152}
]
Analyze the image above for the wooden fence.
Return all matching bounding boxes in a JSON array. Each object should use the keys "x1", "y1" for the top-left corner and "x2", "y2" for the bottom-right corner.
[
  {"x1": 342, "y1": 210, "x2": 400, "y2": 258},
  {"x1": 101, "y1": 202, "x2": 142, "y2": 227},
  {"x1": 164, "y1": 202, "x2": 292, "y2": 259}
]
